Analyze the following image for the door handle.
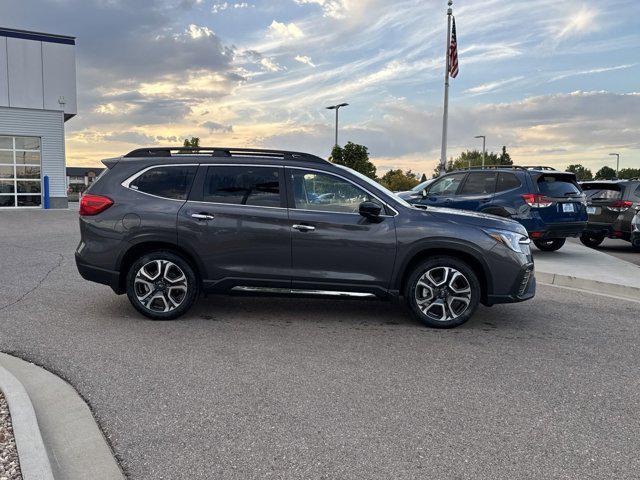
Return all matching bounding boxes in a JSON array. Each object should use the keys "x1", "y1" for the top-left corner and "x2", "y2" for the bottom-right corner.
[
  {"x1": 292, "y1": 224, "x2": 316, "y2": 232},
  {"x1": 191, "y1": 213, "x2": 215, "y2": 220}
]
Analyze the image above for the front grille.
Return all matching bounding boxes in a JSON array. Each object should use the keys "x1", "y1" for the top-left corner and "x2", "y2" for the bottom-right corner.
[{"x1": 518, "y1": 267, "x2": 533, "y2": 297}]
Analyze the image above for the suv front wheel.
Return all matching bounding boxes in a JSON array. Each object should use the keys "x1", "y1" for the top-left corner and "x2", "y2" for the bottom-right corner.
[
  {"x1": 533, "y1": 238, "x2": 566, "y2": 252},
  {"x1": 406, "y1": 257, "x2": 481, "y2": 329},
  {"x1": 126, "y1": 251, "x2": 199, "y2": 320}
]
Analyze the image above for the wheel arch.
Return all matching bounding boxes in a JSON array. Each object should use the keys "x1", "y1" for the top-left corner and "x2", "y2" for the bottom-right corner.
[
  {"x1": 117, "y1": 241, "x2": 204, "y2": 294},
  {"x1": 396, "y1": 245, "x2": 492, "y2": 303}
]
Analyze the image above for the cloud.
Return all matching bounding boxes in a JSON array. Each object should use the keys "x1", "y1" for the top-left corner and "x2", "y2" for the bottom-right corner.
[
  {"x1": 102, "y1": 131, "x2": 159, "y2": 144},
  {"x1": 549, "y1": 64, "x2": 637, "y2": 82},
  {"x1": 260, "y1": 58, "x2": 285, "y2": 72},
  {"x1": 202, "y1": 121, "x2": 234, "y2": 133},
  {"x1": 268, "y1": 20, "x2": 304, "y2": 39},
  {"x1": 212, "y1": 2, "x2": 249, "y2": 13},
  {"x1": 465, "y1": 76, "x2": 525, "y2": 96},
  {"x1": 294, "y1": 55, "x2": 316, "y2": 67},
  {"x1": 556, "y1": 6, "x2": 598, "y2": 40}
]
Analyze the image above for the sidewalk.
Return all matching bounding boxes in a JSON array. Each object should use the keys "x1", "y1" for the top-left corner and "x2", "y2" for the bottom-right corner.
[
  {"x1": 0, "y1": 354, "x2": 124, "y2": 480},
  {"x1": 534, "y1": 241, "x2": 640, "y2": 301}
]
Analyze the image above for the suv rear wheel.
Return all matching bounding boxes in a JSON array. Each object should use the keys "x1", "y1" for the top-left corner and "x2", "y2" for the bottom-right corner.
[
  {"x1": 580, "y1": 233, "x2": 605, "y2": 249},
  {"x1": 406, "y1": 257, "x2": 481, "y2": 329},
  {"x1": 126, "y1": 251, "x2": 198, "y2": 320},
  {"x1": 533, "y1": 238, "x2": 566, "y2": 252}
]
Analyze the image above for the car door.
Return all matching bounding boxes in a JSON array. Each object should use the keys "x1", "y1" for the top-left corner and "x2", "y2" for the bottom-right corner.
[
  {"x1": 177, "y1": 164, "x2": 292, "y2": 290},
  {"x1": 421, "y1": 172, "x2": 467, "y2": 208},
  {"x1": 286, "y1": 167, "x2": 397, "y2": 294},
  {"x1": 450, "y1": 171, "x2": 498, "y2": 211}
]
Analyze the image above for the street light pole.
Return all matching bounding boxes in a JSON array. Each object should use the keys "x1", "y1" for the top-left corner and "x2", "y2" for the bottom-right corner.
[
  {"x1": 609, "y1": 153, "x2": 620, "y2": 175},
  {"x1": 326, "y1": 103, "x2": 349, "y2": 147},
  {"x1": 475, "y1": 135, "x2": 486, "y2": 167}
]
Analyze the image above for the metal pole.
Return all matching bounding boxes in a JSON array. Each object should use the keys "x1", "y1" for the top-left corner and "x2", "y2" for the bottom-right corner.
[
  {"x1": 439, "y1": 1, "x2": 453, "y2": 176},
  {"x1": 335, "y1": 108, "x2": 339, "y2": 147},
  {"x1": 482, "y1": 137, "x2": 486, "y2": 167},
  {"x1": 610, "y1": 153, "x2": 620, "y2": 175}
]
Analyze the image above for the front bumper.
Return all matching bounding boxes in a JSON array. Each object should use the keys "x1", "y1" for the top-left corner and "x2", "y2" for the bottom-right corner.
[
  {"x1": 485, "y1": 263, "x2": 536, "y2": 305},
  {"x1": 75, "y1": 254, "x2": 123, "y2": 294}
]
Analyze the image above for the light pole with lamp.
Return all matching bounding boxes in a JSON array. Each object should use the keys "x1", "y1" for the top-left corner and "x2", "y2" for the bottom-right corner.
[{"x1": 326, "y1": 103, "x2": 349, "y2": 147}]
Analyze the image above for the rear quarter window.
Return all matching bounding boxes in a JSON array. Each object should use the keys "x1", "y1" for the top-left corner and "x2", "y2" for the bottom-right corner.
[
  {"x1": 537, "y1": 175, "x2": 580, "y2": 197},
  {"x1": 129, "y1": 165, "x2": 197, "y2": 200}
]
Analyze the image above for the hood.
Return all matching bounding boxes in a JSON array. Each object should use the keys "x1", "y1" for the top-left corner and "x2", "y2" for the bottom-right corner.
[
  {"x1": 421, "y1": 206, "x2": 528, "y2": 235},
  {"x1": 397, "y1": 190, "x2": 420, "y2": 200}
]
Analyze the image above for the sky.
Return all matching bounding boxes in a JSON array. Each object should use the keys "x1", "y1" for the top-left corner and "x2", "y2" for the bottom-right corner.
[{"x1": 1, "y1": 0, "x2": 639, "y2": 176}]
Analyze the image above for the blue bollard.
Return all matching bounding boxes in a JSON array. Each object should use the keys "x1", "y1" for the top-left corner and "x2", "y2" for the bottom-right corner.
[{"x1": 43, "y1": 175, "x2": 50, "y2": 209}]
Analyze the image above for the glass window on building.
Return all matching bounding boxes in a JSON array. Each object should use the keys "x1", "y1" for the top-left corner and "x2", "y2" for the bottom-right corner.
[{"x1": 0, "y1": 136, "x2": 42, "y2": 208}]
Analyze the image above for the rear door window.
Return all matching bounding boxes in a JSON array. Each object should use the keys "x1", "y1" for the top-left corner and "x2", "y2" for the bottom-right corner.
[
  {"x1": 459, "y1": 172, "x2": 497, "y2": 195},
  {"x1": 130, "y1": 165, "x2": 197, "y2": 200},
  {"x1": 203, "y1": 166, "x2": 282, "y2": 207},
  {"x1": 496, "y1": 173, "x2": 522, "y2": 192},
  {"x1": 427, "y1": 173, "x2": 466, "y2": 197},
  {"x1": 581, "y1": 184, "x2": 622, "y2": 201},
  {"x1": 537, "y1": 175, "x2": 580, "y2": 197}
]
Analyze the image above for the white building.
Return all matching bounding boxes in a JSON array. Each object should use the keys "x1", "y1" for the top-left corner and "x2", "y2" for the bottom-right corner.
[{"x1": 0, "y1": 27, "x2": 77, "y2": 209}]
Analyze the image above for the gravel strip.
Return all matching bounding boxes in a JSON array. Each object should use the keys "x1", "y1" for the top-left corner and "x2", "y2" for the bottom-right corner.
[{"x1": 0, "y1": 390, "x2": 22, "y2": 480}]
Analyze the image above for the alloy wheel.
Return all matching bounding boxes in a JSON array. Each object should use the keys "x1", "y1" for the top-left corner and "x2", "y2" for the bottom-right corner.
[
  {"x1": 414, "y1": 267, "x2": 472, "y2": 322},
  {"x1": 134, "y1": 260, "x2": 188, "y2": 313}
]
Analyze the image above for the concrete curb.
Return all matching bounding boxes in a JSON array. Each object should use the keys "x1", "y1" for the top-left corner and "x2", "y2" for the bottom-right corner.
[
  {"x1": 0, "y1": 365, "x2": 55, "y2": 480},
  {"x1": 0, "y1": 353, "x2": 125, "y2": 480},
  {"x1": 537, "y1": 271, "x2": 640, "y2": 302}
]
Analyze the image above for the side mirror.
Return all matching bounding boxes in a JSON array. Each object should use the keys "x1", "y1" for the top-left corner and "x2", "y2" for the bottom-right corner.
[
  {"x1": 421, "y1": 188, "x2": 428, "y2": 198},
  {"x1": 359, "y1": 201, "x2": 383, "y2": 220}
]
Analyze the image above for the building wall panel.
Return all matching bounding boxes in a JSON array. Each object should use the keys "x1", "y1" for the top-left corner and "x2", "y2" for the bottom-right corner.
[
  {"x1": 42, "y1": 42, "x2": 77, "y2": 115},
  {"x1": 0, "y1": 37, "x2": 8, "y2": 106},
  {"x1": 0, "y1": 107, "x2": 66, "y2": 199},
  {"x1": 7, "y1": 38, "x2": 44, "y2": 109}
]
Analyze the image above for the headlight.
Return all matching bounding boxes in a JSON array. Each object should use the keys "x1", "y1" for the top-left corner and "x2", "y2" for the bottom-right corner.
[{"x1": 483, "y1": 228, "x2": 530, "y2": 254}]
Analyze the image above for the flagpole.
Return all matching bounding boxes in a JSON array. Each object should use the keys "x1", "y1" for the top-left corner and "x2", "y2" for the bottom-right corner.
[{"x1": 439, "y1": 0, "x2": 453, "y2": 176}]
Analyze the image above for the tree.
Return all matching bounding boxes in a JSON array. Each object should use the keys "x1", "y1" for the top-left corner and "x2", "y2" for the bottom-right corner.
[
  {"x1": 566, "y1": 164, "x2": 593, "y2": 181},
  {"x1": 420, "y1": 173, "x2": 428, "y2": 182},
  {"x1": 498, "y1": 146, "x2": 512, "y2": 165},
  {"x1": 618, "y1": 168, "x2": 640, "y2": 180},
  {"x1": 329, "y1": 142, "x2": 377, "y2": 179},
  {"x1": 449, "y1": 149, "x2": 500, "y2": 171},
  {"x1": 594, "y1": 165, "x2": 617, "y2": 180},
  {"x1": 183, "y1": 137, "x2": 200, "y2": 148},
  {"x1": 379, "y1": 169, "x2": 420, "y2": 192}
]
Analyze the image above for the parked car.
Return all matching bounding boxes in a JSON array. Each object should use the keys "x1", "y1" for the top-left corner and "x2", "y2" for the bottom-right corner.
[
  {"x1": 579, "y1": 180, "x2": 640, "y2": 251},
  {"x1": 404, "y1": 166, "x2": 587, "y2": 252},
  {"x1": 397, "y1": 178, "x2": 436, "y2": 201},
  {"x1": 75, "y1": 147, "x2": 535, "y2": 328}
]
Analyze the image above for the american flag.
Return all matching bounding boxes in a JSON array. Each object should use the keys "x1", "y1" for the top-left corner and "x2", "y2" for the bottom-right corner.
[{"x1": 449, "y1": 17, "x2": 459, "y2": 78}]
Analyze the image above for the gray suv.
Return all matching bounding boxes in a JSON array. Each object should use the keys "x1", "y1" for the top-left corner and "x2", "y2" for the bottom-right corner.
[{"x1": 75, "y1": 147, "x2": 535, "y2": 328}]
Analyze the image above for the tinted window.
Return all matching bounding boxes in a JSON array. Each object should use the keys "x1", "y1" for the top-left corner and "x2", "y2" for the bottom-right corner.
[
  {"x1": 496, "y1": 173, "x2": 522, "y2": 192},
  {"x1": 203, "y1": 166, "x2": 281, "y2": 207},
  {"x1": 537, "y1": 175, "x2": 580, "y2": 197},
  {"x1": 292, "y1": 170, "x2": 381, "y2": 213},
  {"x1": 428, "y1": 173, "x2": 466, "y2": 197},
  {"x1": 582, "y1": 186, "x2": 622, "y2": 200},
  {"x1": 635, "y1": 185, "x2": 640, "y2": 199},
  {"x1": 460, "y1": 172, "x2": 497, "y2": 195},
  {"x1": 130, "y1": 165, "x2": 197, "y2": 200}
]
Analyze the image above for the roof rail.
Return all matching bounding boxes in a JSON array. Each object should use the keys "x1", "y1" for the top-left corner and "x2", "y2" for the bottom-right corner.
[
  {"x1": 453, "y1": 164, "x2": 558, "y2": 172},
  {"x1": 123, "y1": 147, "x2": 328, "y2": 164}
]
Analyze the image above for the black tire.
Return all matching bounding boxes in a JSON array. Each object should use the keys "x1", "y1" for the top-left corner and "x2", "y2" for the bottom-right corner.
[
  {"x1": 580, "y1": 233, "x2": 605, "y2": 249},
  {"x1": 126, "y1": 251, "x2": 198, "y2": 320},
  {"x1": 405, "y1": 256, "x2": 481, "y2": 329},
  {"x1": 632, "y1": 236, "x2": 640, "y2": 253},
  {"x1": 533, "y1": 238, "x2": 566, "y2": 252}
]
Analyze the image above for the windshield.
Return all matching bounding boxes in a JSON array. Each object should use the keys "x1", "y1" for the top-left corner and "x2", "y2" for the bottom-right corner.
[
  {"x1": 411, "y1": 179, "x2": 432, "y2": 192},
  {"x1": 334, "y1": 164, "x2": 412, "y2": 208}
]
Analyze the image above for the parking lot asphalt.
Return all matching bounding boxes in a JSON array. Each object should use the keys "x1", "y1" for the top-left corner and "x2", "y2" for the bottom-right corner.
[{"x1": 1, "y1": 209, "x2": 640, "y2": 479}]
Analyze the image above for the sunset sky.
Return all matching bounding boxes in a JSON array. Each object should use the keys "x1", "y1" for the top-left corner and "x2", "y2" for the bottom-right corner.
[{"x1": 1, "y1": 0, "x2": 639, "y2": 176}]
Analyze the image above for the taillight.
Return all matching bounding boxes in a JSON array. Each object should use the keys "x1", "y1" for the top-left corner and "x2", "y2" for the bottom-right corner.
[
  {"x1": 606, "y1": 201, "x2": 633, "y2": 213},
  {"x1": 80, "y1": 194, "x2": 113, "y2": 216},
  {"x1": 522, "y1": 194, "x2": 553, "y2": 208}
]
